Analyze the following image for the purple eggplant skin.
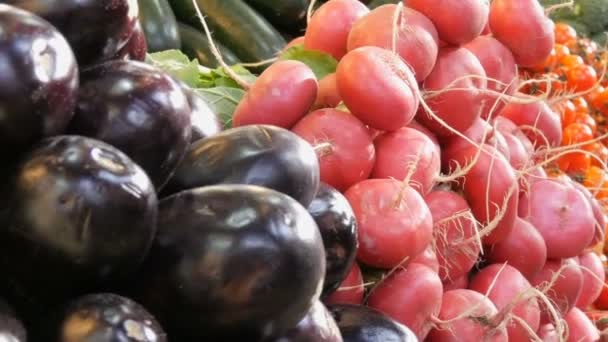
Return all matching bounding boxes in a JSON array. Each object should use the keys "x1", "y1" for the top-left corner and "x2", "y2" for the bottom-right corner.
[
  {"x1": 115, "y1": 22, "x2": 148, "y2": 62},
  {"x1": 137, "y1": 185, "x2": 326, "y2": 342},
  {"x1": 0, "y1": 135, "x2": 158, "y2": 308},
  {"x1": 4, "y1": 0, "x2": 139, "y2": 66},
  {"x1": 272, "y1": 300, "x2": 343, "y2": 342},
  {"x1": 328, "y1": 305, "x2": 419, "y2": 342},
  {"x1": 0, "y1": 299, "x2": 26, "y2": 342},
  {"x1": 67, "y1": 60, "x2": 192, "y2": 189},
  {"x1": 53, "y1": 293, "x2": 166, "y2": 342},
  {"x1": 0, "y1": 4, "x2": 78, "y2": 159},
  {"x1": 308, "y1": 183, "x2": 358, "y2": 297},
  {"x1": 185, "y1": 88, "x2": 222, "y2": 142},
  {"x1": 163, "y1": 125, "x2": 320, "y2": 207}
]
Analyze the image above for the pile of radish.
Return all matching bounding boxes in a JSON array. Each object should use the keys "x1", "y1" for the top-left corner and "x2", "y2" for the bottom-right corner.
[{"x1": 200, "y1": 0, "x2": 608, "y2": 341}]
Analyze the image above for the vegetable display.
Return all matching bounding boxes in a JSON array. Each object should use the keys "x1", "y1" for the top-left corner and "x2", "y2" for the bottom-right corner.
[{"x1": 1, "y1": 0, "x2": 608, "y2": 341}]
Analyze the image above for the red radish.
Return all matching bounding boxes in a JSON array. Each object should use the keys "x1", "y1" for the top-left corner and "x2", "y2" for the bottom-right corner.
[
  {"x1": 469, "y1": 264, "x2": 541, "y2": 342},
  {"x1": 285, "y1": 36, "x2": 305, "y2": 50},
  {"x1": 575, "y1": 251, "x2": 606, "y2": 309},
  {"x1": 441, "y1": 117, "x2": 493, "y2": 168},
  {"x1": 487, "y1": 130, "x2": 511, "y2": 165},
  {"x1": 530, "y1": 258, "x2": 583, "y2": 323},
  {"x1": 367, "y1": 263, "x2": 443, "y2": 340},
  {"x1": 486, "y1": 217, "x2": 547, "y2": 279},
  {"x1": 489, "y1": 0, "x2": 555, "y2": 67},
  {"x1": 571, "y1": 181, "x2": 607, "y2": 247},
  {"x1": 344, "y1": 179, "x2": 433, "y2": 269},
  {"x1": 304, "y1": 0, "x2": 369, "y2": 60},
  {"x1": 347, "y1": 4, "x2": 439, "y2": 81},
  {"x1": 464, "y1": 36, "x2": 518, "y2": 120},
  {"x1": 336, "y1": 46, "x2": 419, "y2": 131},
  {"x1": 501, "y1": 131, "x2": 531, "y2": 170},
  {"x1": 291, "y1": 108, "x2": 375, "y2": 192},
  {"x1": 519, "y1": 178, "x2": 595, "y2": 259},
  {"x1": 425, "y1": 190, "x2": 480, "y2": 282},
  {"x1": 493, "y1": 115, "x2": 535, "y2": 155},
  {"x1": 447, "y1": 144, "x2": 519, "y2": 245},
  {"x1": 232, "y1": 60, "x2": 317, "y2": 128},
  {"x1": 538, "y1": 324, "x2": 559, "y2": 342},
  {"x1": 371, "y1": 127, "x2": 441, "y2": 195},
  {"x1": 565, "y1": 307, "x2": 601, "y2": 342},
  {"x1": 417, "y1": 47, "x2": 487, "y2": 137},
  {"x1": 408, "y1": 120, "x2": 440, "y2": 152},
  {"x1": 408, "y1": 244, "x2": 439, "y2": 273},
  {"x1": 427, "y1": 289, "x2": 508, "y2": 342},
  {"x1": 324, "y1": 262, "x2": 364, "y2": 306},
  {"x1": 405, "y1": 0, "x2": 489, "y2": 45},
  {"x1": 499, "y1": 99, "x2": 562, "y2": 150},
  {"x1": 444, "y1": 275, "x2": 470, "y2": 291},
  {"x1": 312, "y1": 73, "x2": 341, "y2": 110}
]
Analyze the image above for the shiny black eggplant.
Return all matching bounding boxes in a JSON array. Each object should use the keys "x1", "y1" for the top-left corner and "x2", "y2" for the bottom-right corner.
[
  {"x1": 68, "y1": 60, "x2": 192, "y2": 189},
  {"x1": 272, "y1": 300, "x2": 343, "y2": 342},
  {"x1": 138, "y1": 0, "x2": 180, "y2": 52},
  {"x1": 4, "y1": 0, "x2": 139, "y2": 66},
  {"x1": 54, "y1": 293, "x2": 166, "y2": 342},
  {"x1": 308, "y1": 183, "x2": 358, "y2": 296},
  {"x1": 115, "y1": 22, "x2": 148, "y2": 62},
  {"x1": 0, "y1": 299, "x2": 26, "y2": 342},
  {"x1": 0, "y1": 5, "x2": 78, "y2": 159},
  {"x1": 328, "y1": 304, "x2": 418, "y2": 342},
  {"x1": 164, "y1": 125, "x2": 320, "y2": 206},
  {"x1": 137, "y1": 185, "x2": 326, "y2": 341},
  {"x1": 0, "y1": 135, "x2": 158, "y2": 307},
  {"x1": 183, "y1": 87, "x2": 222, "y2": 142}
]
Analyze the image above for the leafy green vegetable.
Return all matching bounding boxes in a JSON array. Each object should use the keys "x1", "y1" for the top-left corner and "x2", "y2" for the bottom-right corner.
[
  {"x1": 195, "y1": 87, "x2": 246, "y2": 128},
  {"x1": 146, "y1": 49, "x2": 201, "y2": 88},
  {"x1": 280, "y1": 44, "x2": 338, "y2": 80},
  {"x1": 198, "y1": 64, "x2": 258, "y2": 89}
]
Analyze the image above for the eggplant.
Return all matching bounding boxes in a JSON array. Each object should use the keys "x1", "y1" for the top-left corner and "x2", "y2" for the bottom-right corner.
[
  {"x1": 68, "y1": 60, "x2": 192, "y2": 189},
  {"x1": 5, "y1": 0, "x2": 139, "y2": 66},
  {"x1": 0, "y1": 4, "x2": 79, "y2": 160},
  {"x1": 137, "y1": 185, "x2": 326, "y2": 341},
  {"x1": 182, "y1": 87, "x2": 222, "y2": 142},
  {"x1": 164, "y1": 125, "x2": 320, "y2": 206},
  {"x1": 308, "y1": 183, "x2": 358, "y2": 296},
  {"x1": 115, "y1": 22, "x2": 148, "y2": 61},
  {"x1": 0, "y1": 135, "x2": 158, "y2": 309},
  {"x1": 272, "y1": 300, "x2": 343, "y2": 342},
  {"x1": 328, "y1": 304, "x2": 418, "y2": 342},
  {"x1": 138, "y1": 0, "x2": 181, "y2": 52},
  {"x1": 0, "y1": 299, "x2": 26, "y2": 342},
  {"x1": 53, "y1": 293, "x2": 166, "y2": 342}
]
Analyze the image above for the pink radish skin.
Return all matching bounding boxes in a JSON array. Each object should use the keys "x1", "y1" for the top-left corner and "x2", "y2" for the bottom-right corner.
[
  {"x1": 487, "y1": 217, "x2": 547, "y2": 279},
  {"x1": 441, "y1": 117, "x2": 493, "y2": 169},
  {"x1": 427, "y1": 289, "x2": 508, "y2": 342},
  {"x1": 464, "y1": 36, "x2": 518, "y2": 120},
  {"x1": 575, "y1": 251, "x2": 606, "y2": 309},
  {"x1": 367, "y1": 263, "x2": 443, "y2": 340},
  {"x1": 530, "y1": 258, "x2": 583, "y2": 324},
  {"x1": 444, "y1": 275, "x2": 470, "y2": 291},
  {"x1": 500, "y1": 98, "x2": 562, "y2": 150},
  {"x1": 417, "y1": 47, "x2": 487, "y2": 137},
  {"x1": 284, "y1": 36, "x2": 305, "y2": 51},
  {"x1": 344, "y1": 179, "x2": 433, "y2": 269},
  {"x1": 312, "y1": 73, "x2": 341, "y2": 110},
  {"x1": 408, "y1": 244, "x2": 440, "y2": 273},
  {"x1": 323, "y1": 262, "x2": 364, "y2": 306},
  {"x1": 469, "y1": 264, "x2": 541, "y2": 342},
  {"x1": 571, "y1": 181, "x2": 607, "y2": 247},
  {"x1": 405, "y1": 0, "x2": 489, "y2": 45},
  {"x1": 519, "y1": 178, "x2": 595, "y2": 259},
  {"x1": 565, "y1": 307, "x2": 601, "y2": 342},
  {"x1": 304, "y1": 0, "x2": 369, "y2": 60},
  {"x1": 292, "y1": 108, "x2": 375, "y2": 192},
  {"x1": 489, "y1": 0, "x2": 555, "y2": 67},
  {"x1": 336, "y1": 46, "x2": 420, "y2": 131},
  {"x1": 371, "y1": 127, "x2": 441, "y2": 195},
  {"x1": 425, "y1": 190, "x2": 480, "y2": 282},
  {"x1": 408, "y1": 120, "x2": 441, "y2": 152},
  {"x1": 538, "y1": 324, "x2": 559, "y2": 342},
  {"x1": 232, "y1": 60, "x2": 317, "y2": 129},
  {"x1": 447, "y1": 144, "x2": 519, "y2": 245},
  {"x1": 493, "y1": 115, "x2": 535, "y2": 155},
  {"x1": 347, "y1": 4, "x2": 439, "y2": 81}
]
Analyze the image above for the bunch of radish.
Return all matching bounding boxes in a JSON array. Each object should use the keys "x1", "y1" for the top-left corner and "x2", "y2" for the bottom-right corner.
[{"x1": 222, "y1": 0, "x2": 608, "y2": 340}]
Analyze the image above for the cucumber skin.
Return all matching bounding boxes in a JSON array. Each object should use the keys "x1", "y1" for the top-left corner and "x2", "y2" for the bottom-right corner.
[
  {"x1": 244, "y1": 0, "x2": 309, "y2": 34},
  {"x1": 178, "y1": 22, "x2": 240, "y2": 68},
  {"x1": 169, "y1": 0, "x2": 286, "y2": 63},
  {"x1": 138, "y1": 0, "x2": 181, "y2": 52}
]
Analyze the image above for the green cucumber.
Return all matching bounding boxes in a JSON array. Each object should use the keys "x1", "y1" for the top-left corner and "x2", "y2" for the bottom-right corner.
[
  {"x1": 169, "y1": 0, "x2": 286, "y2": 63},
  {"x1": 178, "y1": 22, "x2": 241, "y2": 68},
  {"x1": 138, "y1": 0, "x2": 181, "y2": 52},
  {"x1": 243, "y1": 0, "x2": 309, "y2": 34}
]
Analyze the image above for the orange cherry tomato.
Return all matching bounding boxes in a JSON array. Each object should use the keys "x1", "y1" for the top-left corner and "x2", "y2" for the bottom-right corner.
[
  {"x1": 557, "y1": 151, "x2": 591, "y2": 173},
  {"x1": 566, "y1": 64, "x2": 598, "y2": 92},
  {"x1": 590, "y1": 87, "x2": 608, "y2": 115},
  {"x1": 563, "y1": 123, "x2": 594, "y2": 145},
  {"x1": 554, "y1": 22, "x2": 577, "y2": 44},
  {"x1": 560, "y1": 54, "x2": 584, "y2": 68},
  {"x1": 558, "y1": 100, "x2": 578, "y2": 128},
  {"x1": 572, "y1": 96, "x2": 590, "y2": 113},
  {"x1": 584, "y1": 142, "x2": 608, "y2": 167},
  {"x1": 573, "y1": 112, "x2": 598, "y2": 134},
  {"x1": 583, "y1": 166, "x2": 608, "y2": 200}
]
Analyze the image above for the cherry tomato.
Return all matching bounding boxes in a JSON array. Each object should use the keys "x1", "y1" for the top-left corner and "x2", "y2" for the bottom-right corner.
[
  {"x1": 560, "y1": 54, "x2": 584, "y2": 68},
  {"x1": 572, "y1": 96, "x2": 590, "y2": 113},
  {"x1": 566, "y1": 64, "x2": 598, "y2": 92},
  {"x1": 573, "y1": 112, "x2": 598, "y2": 134},
  {"x1": 590, "y1": 86, "x2": 608, "y2": 115},
  {"x1": 554, "y1": 22, "x2": 577, "y2": 45},
  {"x1": 584, "y1": 166, "x2": 608, "y2": 200},
  {"x1": 563, "y1": 123, "x2": 594, "y2": 145},
  {"x1": 584, "y1": 142, "x2": 608, "y2": 167},
  {"x1": 557, "y1": 151, "x2": 591, "y2": 173},
  {"x1": 559, "y1": 100, "x2": 578, "y2": 128}
]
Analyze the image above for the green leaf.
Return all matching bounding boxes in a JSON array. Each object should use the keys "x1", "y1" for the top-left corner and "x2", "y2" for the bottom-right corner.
[
  {"x1": 199, "y1": 65, "x2": 257, "y2": 89},
  {"x1": 195, "y1": 87, "x2": 246, "y2": 128},
  {"x1": 279, "y1": 45, "x2": 338, "y2": 80},
  {"x1": 145, "y1": 50, "x2": 201, "y2": 88}
]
